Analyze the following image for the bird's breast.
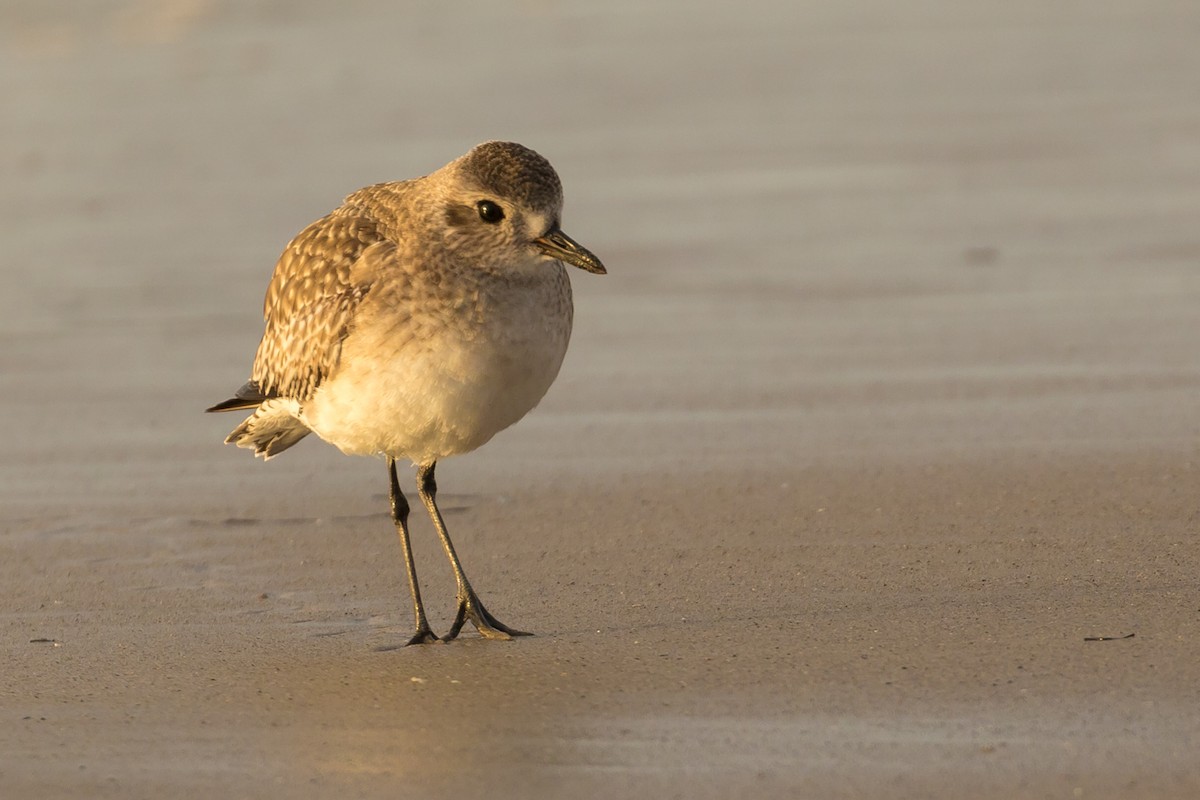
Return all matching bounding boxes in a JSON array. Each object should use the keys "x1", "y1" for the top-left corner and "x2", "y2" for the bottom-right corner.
[{"x1": 301, "y1": 266, "x2": 574, "y2": 463}]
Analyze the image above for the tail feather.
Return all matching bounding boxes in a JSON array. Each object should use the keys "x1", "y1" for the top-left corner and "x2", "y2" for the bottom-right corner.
[
  {"x1": 206, "y1": 380, "x2": 269, "y2": 413},
  {"x1": 222, "y1": 398, "x2": 310, "y2": 460}
]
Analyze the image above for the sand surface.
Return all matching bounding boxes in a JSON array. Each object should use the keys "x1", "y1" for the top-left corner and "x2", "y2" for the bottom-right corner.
[{"x1": 2, "y1": 2, "x2": 1199, "y2": 797}]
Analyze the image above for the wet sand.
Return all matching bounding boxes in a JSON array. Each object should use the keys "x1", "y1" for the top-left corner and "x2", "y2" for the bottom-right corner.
[{"x1": 2, "y1": 2, "x2": 1199, "y2": 798}]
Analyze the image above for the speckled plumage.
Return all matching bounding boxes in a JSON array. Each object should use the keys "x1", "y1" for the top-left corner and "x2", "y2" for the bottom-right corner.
[
  {"x1": 211, "y1": 141, "x2": 600, "y2": 464},
  {"x1": 458, "y1": 140, "x2": 563, "y2": 212},
  {"x1": 207, "y1": 142, "x2": 604, "y2": 643},
  {"x1": 252, "y1": 212, "x2": 382, "y2": 402}
]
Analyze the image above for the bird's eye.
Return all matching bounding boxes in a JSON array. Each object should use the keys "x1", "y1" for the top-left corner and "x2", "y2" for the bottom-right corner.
[{"x1": 476, "y1": 200, "x2": 505, "y2": 224}]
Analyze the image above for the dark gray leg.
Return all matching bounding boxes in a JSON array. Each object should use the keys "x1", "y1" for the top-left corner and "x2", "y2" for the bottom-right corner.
[
  {"x1": 389, "y1": 458, "x2": 439, "y2": 645},
  {"x1": 416, "y1": 462, "x2": 530, "y2": 640}
]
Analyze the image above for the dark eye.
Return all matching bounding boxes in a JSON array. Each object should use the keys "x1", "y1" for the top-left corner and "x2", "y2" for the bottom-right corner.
[{"x1": 476, "y1": 200, "x2": 505, "y2": 224}]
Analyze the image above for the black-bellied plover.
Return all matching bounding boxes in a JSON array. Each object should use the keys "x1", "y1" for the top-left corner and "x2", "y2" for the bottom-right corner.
[{"x1": 207, "y1": 141, "x2": 605, "y2": 644}]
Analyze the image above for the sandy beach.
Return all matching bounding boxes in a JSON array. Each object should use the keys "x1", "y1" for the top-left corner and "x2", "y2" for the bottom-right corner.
[{"x1": 2, "y1": 2, "x2": 1199, "y2": 797}]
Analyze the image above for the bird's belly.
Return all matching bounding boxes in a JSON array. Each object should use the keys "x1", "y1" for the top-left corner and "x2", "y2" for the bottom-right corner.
[{"x1": 301, "y1": 326, "x2": 568, "y2": 464}]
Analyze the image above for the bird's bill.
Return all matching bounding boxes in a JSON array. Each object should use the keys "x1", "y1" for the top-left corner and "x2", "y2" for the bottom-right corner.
[{"x1": 535, "y1": 228, "x2": 606, "y2": 274}]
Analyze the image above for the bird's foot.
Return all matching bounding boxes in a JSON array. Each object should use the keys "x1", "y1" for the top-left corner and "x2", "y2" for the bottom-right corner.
[
  {"x1": 405, "y1": 626, "x2": 441, "y2": 646},
  {"x1": 373, "y1": 624, "x2": 440, "y2": 652},
  {"x1": 446, "y1": 592, "x2": 531, "y2": 641}
]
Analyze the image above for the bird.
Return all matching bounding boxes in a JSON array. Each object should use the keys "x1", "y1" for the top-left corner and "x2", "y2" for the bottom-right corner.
[{"x1": 207, "y1": 141, "x2": 605, "y2": 645}]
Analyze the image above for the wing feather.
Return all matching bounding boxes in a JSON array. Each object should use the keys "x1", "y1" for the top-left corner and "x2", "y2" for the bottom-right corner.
[{"x1": 251, "y1": 208, "x2": 387, "y2": 401}]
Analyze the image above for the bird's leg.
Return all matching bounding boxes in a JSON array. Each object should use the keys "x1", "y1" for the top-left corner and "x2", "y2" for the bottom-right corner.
[
  {"x1": 416, "y1": 462, "x2": 531, "y2": 641},
  {"x1": 388, "y1": 458, "x2": 439, "y2": 645}
]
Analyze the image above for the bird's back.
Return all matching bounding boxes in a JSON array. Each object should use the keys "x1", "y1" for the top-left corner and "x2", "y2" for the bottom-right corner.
[
  {"x1": 252, "y1": 182, "x2": 416, "y2": 403},
  {"x1": 207, "y1": 182, "x2": 412, "y2": 458}
]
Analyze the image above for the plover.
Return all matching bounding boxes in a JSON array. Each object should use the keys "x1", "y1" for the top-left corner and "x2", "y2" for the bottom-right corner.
[{"x1": 207, "y1": 141, "x2": 605, "y2": 644}]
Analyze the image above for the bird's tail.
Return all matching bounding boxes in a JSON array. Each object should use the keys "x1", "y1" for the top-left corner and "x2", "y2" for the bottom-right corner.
[{"x1": 218, "y1": 399, "x2": 311, "y2": 460}]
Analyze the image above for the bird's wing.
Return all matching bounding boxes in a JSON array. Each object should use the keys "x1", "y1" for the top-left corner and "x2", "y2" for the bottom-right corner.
[{"x1": 250, "y1": 205, "x2": 394, "y2": 402}]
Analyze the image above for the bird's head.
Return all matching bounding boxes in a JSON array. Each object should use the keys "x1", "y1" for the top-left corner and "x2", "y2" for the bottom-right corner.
[{"x1": 437, "y1": 141, "x2": 606, "y2": 276}]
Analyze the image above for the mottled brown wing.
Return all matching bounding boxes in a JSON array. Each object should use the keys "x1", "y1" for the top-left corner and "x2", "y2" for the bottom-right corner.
[{"x1": 251, "y1": 209, "x2": 385, "y2": 401}]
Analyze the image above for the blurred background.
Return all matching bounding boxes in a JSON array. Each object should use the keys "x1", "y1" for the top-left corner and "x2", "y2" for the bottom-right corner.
[
  {"x1": 3, "y1": 0, "x2": 1198, "y2": 507},
  {"x1": 4, "y1": 2, "x2": 1200, "y2": 796}
]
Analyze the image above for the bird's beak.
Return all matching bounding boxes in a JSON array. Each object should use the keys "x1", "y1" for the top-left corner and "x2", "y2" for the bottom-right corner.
[{"x1": 535, "y1": 227, "x2": 606, "y2": 274}]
